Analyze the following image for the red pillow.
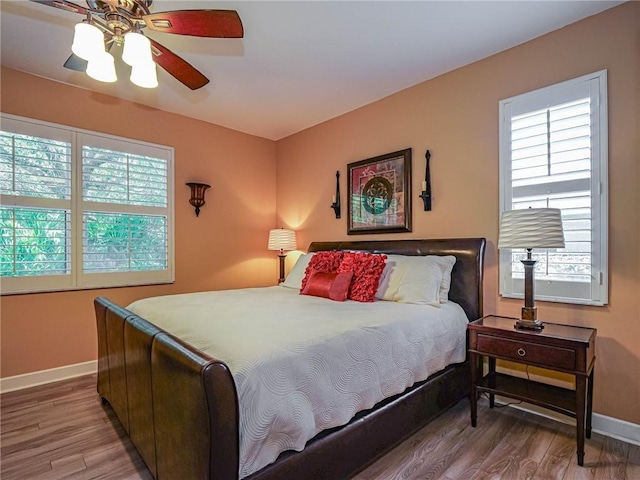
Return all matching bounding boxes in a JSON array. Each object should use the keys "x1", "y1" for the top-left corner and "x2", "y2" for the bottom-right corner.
[
  {"x1": 300, "y1": 251, "x2": 344, "y2": 291},
  {"x1": 301, "y1": 270, "x2": 354, "y2": 301},
  {"x1": 338, "y1": 252, "x2": 387, "y2": 302}
]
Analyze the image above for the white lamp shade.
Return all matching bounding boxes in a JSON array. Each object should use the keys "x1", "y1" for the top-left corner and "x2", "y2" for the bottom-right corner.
[
  {"x1": 130, "y1": 61, "x2": 158, "y2": 88},
  {"x1": 86, "y1": 51, "x2": 117, "y2": 83},
  {"x1": 122, "y1": 32, "x2": 153, "y2": 66},
  {"x1": 268, "y1": 229, "x2": 297, "y2": 251},
  {"x1": 72, "y1": 22, "x2": 105, "y2": 61},
  {"x1": 498, "y1": 208, "x2": 565, "y2": 250}
]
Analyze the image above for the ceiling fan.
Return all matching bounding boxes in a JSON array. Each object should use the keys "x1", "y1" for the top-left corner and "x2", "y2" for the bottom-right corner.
[{"x1": 29, "y1": 0, "x2": 244, "y2": 90}]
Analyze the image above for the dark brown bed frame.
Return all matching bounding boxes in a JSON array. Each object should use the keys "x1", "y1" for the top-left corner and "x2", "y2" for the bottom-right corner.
[{"x1": 94, "y1": 238, "x2": 485, "y2": 480}]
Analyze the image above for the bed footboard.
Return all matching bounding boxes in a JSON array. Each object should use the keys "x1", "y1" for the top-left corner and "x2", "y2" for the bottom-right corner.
[
  {"x1": 124, "y1": 315, "x2": 163, "y2": 478},
  {"x1": 94, "y1": 297, "x2": 240, "y2": 480},
  {"x1": 152, "y1": 333, "x2": 240, "y2": 479}
]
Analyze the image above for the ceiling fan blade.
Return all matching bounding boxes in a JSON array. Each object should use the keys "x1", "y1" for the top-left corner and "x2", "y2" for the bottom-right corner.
[
  {"x1": 28, "y1": 0, "x2": 88, "y2": 15},
  {"x1": 63, "y1": 53, "x2": 88, "y2": 72},
  {"x1": 143, "y1": 10, "x2": 243, "y2": 38},
  {"x1": 148, "y1": 38, "x2": 209, "y2": 90}
]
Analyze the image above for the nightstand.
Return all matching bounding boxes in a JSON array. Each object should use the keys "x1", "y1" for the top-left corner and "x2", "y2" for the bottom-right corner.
[{"x1": 468, "y1": 315, "x2": 596, "y2": 466}]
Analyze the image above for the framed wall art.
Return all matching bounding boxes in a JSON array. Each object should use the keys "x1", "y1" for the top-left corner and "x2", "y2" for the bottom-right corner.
[{"x1": 347, "y1": 148, "x2": 412, "y2": 235}]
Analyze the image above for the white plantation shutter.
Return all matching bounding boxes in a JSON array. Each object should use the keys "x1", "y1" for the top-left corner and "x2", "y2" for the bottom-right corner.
[
  {"x1": 78, "y1": 136, "x2": 171, "y2": 288},
  {"x1": 81, "y1": 145, "x2": 168, "y2": 207},
  {"x1": 499, "y1": 70, "x2": 608, "y2": 306},
  {"x1": 0, "y1": 120, "x2": 73, "y2": 292},
  {"x1": 0, "y1": 129, "x2": 72, "y2": 200},
  {"x1": 77, "y1": 134, "x2": 172, "y2": 288},
  {"x1": 0, "y1": 114, "x2": 174, "y2": 294}
]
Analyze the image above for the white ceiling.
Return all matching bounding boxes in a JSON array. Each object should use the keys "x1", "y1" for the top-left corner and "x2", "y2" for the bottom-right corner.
[{"x1": 1, "y1": 1, "x2": 623, "y2": 140}]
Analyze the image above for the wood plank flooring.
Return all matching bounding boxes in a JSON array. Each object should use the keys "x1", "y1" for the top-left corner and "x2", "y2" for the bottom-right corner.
[{"x1": 1, "y1": 374, "x2": 638, "y2": 479}]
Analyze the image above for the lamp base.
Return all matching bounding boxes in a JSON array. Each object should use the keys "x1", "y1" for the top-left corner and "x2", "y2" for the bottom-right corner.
[
  {"x1": 515, "y1": 319, "x2": 545, "y2": 331},
  {"x1": 521, "y1": 305, "x2": 537, "y2": 321},
  {"x1": 277, "y1": 254, "x2": 286, "y2": 284}
]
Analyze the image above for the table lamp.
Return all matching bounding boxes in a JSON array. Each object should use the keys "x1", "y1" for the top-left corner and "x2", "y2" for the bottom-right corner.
[
  {"x1": 268, "y1": 228, "x2": 297, "y2": 283},
  {"x1": 498, "y1": 208, "x2": 565, "y2": 331}
]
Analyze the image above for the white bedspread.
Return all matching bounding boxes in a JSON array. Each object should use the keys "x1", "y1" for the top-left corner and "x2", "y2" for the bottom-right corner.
[{"x1": 127, "y1": 286, "x2": 468, "y2": 478}]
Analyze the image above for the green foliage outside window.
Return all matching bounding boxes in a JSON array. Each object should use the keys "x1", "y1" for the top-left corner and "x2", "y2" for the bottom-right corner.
[{"x1": 0, "y1": 207, "x2": 69, "y2": 276}]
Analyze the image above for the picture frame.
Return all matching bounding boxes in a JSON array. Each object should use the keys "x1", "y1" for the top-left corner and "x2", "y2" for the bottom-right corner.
[{"x1": 347, "y1": 148, "x2": 412, "y2": 235}]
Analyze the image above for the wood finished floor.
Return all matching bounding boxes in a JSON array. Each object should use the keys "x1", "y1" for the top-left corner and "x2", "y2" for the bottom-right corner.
[{"x1": 1, "y1": 375, "x2": 638, "y2": 480}]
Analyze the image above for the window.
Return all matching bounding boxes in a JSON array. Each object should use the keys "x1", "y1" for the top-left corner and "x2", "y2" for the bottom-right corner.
[
  {"x1": 0, "y1": 114, "x2": 174, "y2": 294},
  {"x1": 499, "y1": 70, "x2": 608, "y2": 306}
]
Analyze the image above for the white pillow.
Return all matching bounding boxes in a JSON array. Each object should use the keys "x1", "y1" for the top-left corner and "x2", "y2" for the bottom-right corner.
[
  {"x1": 429, "y1": 255, "x2": 456, "y2": 303},
  {"x1": 281, "y1": 253, "x2": 314, "y2": 290},
  {"x1": 375, "y1": 255, "x2": 443, "y2": 306}
]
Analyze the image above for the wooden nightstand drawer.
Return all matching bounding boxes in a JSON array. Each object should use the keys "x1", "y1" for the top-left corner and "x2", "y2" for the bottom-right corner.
[{"x1": 476, "y1": 334, "x2": 576, "y2": 371}]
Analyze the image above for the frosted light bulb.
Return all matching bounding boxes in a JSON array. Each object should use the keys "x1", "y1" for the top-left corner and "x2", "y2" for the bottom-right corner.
[
  {"x1": 86, "y1": 51, "x2": 117, "y2": 83},
  {"x1": 72, "y1": 22, "x2": 105, "y2": 61},
  {"x1": 130, "y1": 61, "x2": 158, "y2": 88}
]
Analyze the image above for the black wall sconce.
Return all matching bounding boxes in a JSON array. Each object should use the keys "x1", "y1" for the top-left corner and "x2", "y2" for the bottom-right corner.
[
  {"x1": 330, "y1": 170, "x2": 341, "y2": 219},
  {"x1": 419, "y1": 150, "x2": 432, "y2": 211},
  {"x1": 186, "y1": 182, "x2": 211, "y2": 217}
]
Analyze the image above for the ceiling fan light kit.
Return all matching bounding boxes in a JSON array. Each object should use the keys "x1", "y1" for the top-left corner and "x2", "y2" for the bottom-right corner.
[
  {"x1": 30, "y1": 0, "x2": 244, "y2": 90},
  {"x1": 122, "y1": 31, "x2": 158, "y2": 88},
  {"x1": 73, "y1": 20, "x2": 157, "y2": 87}
]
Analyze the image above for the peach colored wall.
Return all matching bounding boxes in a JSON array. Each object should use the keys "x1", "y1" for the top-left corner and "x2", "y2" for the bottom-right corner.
[
  {"x1": 276, "y1": 3, "x2": 640, "y2": 424},
  {"x1": 0, "y1": 67, "x2": 278, "y2": 378}
]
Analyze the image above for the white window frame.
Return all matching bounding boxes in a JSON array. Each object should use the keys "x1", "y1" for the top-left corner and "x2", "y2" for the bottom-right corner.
[
  {"x1": 499, "y1": 70, "x2": 608, "y2": 306},
  {"x1": 0, "y1": 113, "x2": 175, "y2": 295}
]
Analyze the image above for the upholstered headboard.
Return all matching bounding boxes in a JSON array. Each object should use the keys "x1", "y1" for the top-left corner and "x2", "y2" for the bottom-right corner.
[{"x1": 308, "y1": 238, "x2": 486, "y2": 322}]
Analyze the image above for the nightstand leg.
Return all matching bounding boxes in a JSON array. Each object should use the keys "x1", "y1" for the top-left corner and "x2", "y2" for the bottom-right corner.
[
  {"x1": 488, "y1": 357, "x2": 496, "y2": 408},
  {"x1": 576, "y1": 375, "x2": 587, "y2": 466},
  {"x1": 470, "y1": 352, "x2": 478, "y2": 427},
  {"x1": 586, "y1": 368, "x2": 594, "y2": 439}
]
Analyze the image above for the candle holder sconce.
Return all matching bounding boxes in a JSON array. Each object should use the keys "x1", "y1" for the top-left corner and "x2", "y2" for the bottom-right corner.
[
  {"x1": 186, "y1": 182, "x2": 211, "y2": 217},
  {"x1": 330, "y1": 170, "x2": 341, "y2": 219},
  {"x1": 419, "y1": 150, "x2": 432, "y2": 211}
]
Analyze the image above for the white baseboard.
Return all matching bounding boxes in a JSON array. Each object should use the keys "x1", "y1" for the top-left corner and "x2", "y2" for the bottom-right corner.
[
  {"x1": 490, "y1": 365, "x2": 640, "y2": 446},
  {"x1": 0, "y1": 360, "x2": 97, "y2": 394},
  {"x1": 493, "y1": 398, "x2": 640, "y2": 447}
]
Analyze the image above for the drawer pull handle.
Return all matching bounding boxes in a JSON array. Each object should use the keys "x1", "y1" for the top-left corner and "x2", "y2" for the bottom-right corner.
[{"x1": 517, "y1": 348, "x2": 526, "y2": 357}]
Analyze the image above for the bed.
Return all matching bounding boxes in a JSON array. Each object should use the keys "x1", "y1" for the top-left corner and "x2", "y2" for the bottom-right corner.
[{"x1": 94, "y1": 238, "x2": 486, "y2": 480}]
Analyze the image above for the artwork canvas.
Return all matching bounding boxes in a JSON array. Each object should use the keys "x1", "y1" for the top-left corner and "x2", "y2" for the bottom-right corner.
[{"x1": 347, "y1": 149, "x2": 412, "y2": 235}]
